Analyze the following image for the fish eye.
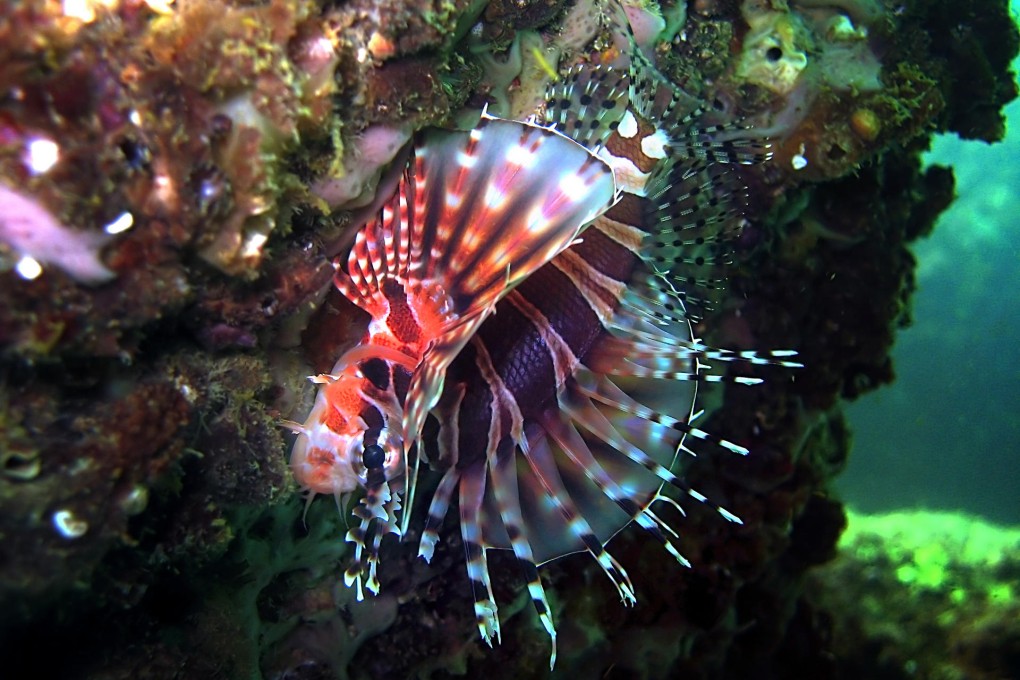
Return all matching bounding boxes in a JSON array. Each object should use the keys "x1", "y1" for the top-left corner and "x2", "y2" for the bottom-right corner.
[{"x1": 362, "y1": 443, "x2": 386, "y2": 469}]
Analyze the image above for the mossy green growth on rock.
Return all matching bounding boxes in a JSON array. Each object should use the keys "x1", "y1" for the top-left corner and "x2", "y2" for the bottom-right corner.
[
  {"x1": 883, "y1": 0, "x2": 1020, "y2": 141},
  {"x1": 842, "y1": 509, "x2": 1019, "y2": 597},
  {"x1": 808, "y1": 509, "x2": 1020, "y2": 679}
]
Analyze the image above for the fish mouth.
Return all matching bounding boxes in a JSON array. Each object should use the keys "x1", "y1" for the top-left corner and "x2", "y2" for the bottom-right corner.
[{"x1": 288, "y1": 430, "x2": 362, "y2": 497}]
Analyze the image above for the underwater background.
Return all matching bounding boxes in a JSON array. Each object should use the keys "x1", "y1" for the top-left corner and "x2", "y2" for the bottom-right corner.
[
  {"x1": 840, "y1": 73, "x2": 1020, "y2": 525},
  {"x1": 1, "y1": 0, "x2": 1018, "y2": 678}
]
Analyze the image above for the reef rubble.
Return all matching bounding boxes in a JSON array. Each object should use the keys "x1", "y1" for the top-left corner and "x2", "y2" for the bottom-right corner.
[{"x1": 0, "y1": 1, "x2": 1017, "y2": 678}]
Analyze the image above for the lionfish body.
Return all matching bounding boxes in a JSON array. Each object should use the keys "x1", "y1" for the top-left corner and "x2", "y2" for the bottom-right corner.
[
  {"x1": 289, "y1": 10, "x2": 798, "y2": 669},
  {"x1": 288, "y1": 114, "x2": 617, "y2": 598},
  {"x1": 408, "y1": 66, "x2": 793, "y2": 664}
]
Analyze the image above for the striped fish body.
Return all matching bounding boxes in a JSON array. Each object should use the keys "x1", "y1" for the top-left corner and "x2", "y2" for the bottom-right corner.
[
  {"x1": 407, "y1": 56, "x2": 799, "y2": 667},
  {"x1": 287, "y1": 113, "x2": 617, "y2": 598}
]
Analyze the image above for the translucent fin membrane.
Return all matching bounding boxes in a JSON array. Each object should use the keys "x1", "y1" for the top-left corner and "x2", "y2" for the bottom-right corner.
[{"x1": 639, "y1": 159, "x2": 749, "y2": 319}]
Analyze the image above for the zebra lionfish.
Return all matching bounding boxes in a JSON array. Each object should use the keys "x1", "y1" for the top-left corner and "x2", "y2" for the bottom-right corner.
[
  {"x1": 287, "y1": 112, "x2": 618, "y2": 588},
  {"x1": 288, "y1": 19, "x2": 799, "y2": 673}
]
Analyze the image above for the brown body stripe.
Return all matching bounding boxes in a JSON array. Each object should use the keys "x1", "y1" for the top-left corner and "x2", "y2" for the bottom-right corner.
[
  {"x1": 569, "y1": 223, "x2": 641, "y2": 283},
  {"x1": 505, "y1": 290, "x2": 578, "y2": 394},
  {"x1": 604, "y1": 116, "x2": 658, "y2": 173},
  {"x1": 605, "y1": 192, "x2": 646, "y2": 229},
  {"x1": 514, "y1": 265, "x2": 604, "y2": 364}
]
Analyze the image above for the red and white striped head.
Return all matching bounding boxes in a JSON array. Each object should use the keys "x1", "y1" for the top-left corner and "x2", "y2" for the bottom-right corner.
[{"x1": 288, "y1": 357, "x2": 405, "y2": 501}]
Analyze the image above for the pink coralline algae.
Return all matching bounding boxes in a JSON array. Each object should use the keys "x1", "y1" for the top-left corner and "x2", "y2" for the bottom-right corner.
[
  {"x1": 0, "y1": 185, "x2": 115, "y2": 285},
  {"x1": 309, "y1": 123, "x2": 413, "y2": 210}
]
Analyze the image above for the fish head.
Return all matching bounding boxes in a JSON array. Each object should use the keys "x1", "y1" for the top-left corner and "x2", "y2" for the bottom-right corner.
[
  {"x1": 288, "y1": 361, "x2": 409, "y2": 597},
  {"x1": 288, "y1": 368, "x2": 405, "y2": 500}
]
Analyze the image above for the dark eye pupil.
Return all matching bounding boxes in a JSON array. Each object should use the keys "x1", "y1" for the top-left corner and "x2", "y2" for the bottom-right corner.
[{"x1": 362, "y1": 444, "x2": 385, "y2": 469}]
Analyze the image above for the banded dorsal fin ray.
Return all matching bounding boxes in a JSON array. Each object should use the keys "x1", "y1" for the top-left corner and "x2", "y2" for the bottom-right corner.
[
  {"x1": 666, "y1": 108, "x2": 774, "y2": 166},
  {"x1": 613, "y1": 0, "x2": 699, "y2": 125},
  {"x1": 634, "y1": 159, "x2": 750, "y2": 318},
  {"x1": 610, "y1": 1, "x2": 772, "y2": 168},
  {"x1": 624, "y1": 267, "x2": 724, "y2": 324},
  {"x1": 543, "y1": 63, "x2": 630, "y2": 148}
]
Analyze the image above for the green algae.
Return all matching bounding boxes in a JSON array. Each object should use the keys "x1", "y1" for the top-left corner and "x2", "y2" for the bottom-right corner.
[
  {"x1": 843, "y1": 509, "x2": 1020, "y2": 595},
  {"x1": 810, "y1": 509, "x2": 1020, "y2": 679}
]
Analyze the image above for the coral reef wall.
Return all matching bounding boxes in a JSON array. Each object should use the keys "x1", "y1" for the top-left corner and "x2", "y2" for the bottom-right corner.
[{"x1": 0, "y1": 0, "x2": 1016, "y2": 678}]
